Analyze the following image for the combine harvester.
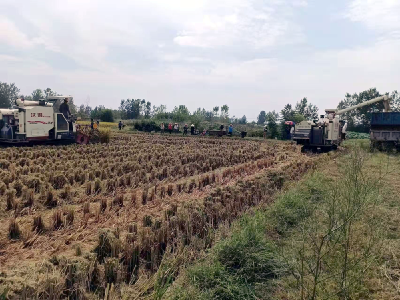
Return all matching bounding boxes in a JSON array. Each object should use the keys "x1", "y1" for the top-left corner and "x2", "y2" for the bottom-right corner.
[
  {"x1": 293, "y1": 95, "x2": 391, "y2": 152},
  {"x1": 0, "y1": 96, "x2": 98, "y2": 146}
]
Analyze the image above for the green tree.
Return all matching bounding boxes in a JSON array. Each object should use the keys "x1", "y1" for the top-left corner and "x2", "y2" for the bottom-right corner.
[
  {"x1": 336, "y1": 88, "x2": 400, "y2": 132},
  {"x1": 221, "y1": 105, "x2": 229, "y2": 120},
  {"x1": 119, "y1": 99, "x2": 142, "y2": 119},
  {"x1": 281, "y1": 104, "x2": 294, "y2": 121},
  {"x1": 0, "y1": 82, "x2": 20, "y2": 108},
  {"x1": 266, "y1": 111, "x2": 279, "y2": 139},
  {"x1": 144, "y1": 101, "x2": 152, "y2": 119},
  {"x1": 44, "y1": 87, "x2": 57, "y2": 97},
  {"x1": 152, "y1": 105, "x2": 168, "y2": 119},
  {"x1": 100, "y1": 109, "x2": 114, "y2": 122},
  {"x1": 257, "y1": 111, "x2": 266, "y2": 124},
  {"x1": 77, "y1": 104, "x2": 92, "y2": 119},
  {"x1": 213, "y1": 106, "x2": 220, "y2": 117},
  {"x1": 91, "y1": 105, "x2": 105, "y2": 120},
  {"x1": 31, "y1": 89, "x2": 44, "y2": 101},
  {"x1": 171, "y1": 105, "x2": 190, "y2": 123},
  {"x1": 295, "y1": 97, "x2": 319, "y2": 121},
  {"x1": 239, "y1": 115, "x2": 247, "y2": 124},
  {"x1": 140, "y1": 99, "x2": 147, "y2": 116}
]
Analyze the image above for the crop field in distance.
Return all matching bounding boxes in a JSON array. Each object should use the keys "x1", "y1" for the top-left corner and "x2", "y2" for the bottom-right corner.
[{"x1": 0, "y1": 134, "x2": 318, "y2": 298}]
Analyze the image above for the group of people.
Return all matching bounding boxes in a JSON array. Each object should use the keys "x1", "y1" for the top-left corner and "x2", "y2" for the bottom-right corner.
[
  {"x1": 160, "y1": 123, "x2": 235, "y2": 136},
  {"x1": 160, "y1": 123, "x2": 195, "y2": 135}
]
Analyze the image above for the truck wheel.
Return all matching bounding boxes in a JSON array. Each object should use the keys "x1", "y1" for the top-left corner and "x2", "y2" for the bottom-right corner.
[
  {"x1": 371, "y1": 141, "x2": 383, "y2": 151},
  {"x1": 383, "y1": 142, "x2": 395, "y2": 153},
  {"x1": 301, "y1": 146, "x2": 310, "y2": 153}
]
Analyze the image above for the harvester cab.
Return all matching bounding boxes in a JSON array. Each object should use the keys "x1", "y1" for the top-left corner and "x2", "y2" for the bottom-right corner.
[{"x1": 0, "y1": 96, "x2": 77, "y2": 145}]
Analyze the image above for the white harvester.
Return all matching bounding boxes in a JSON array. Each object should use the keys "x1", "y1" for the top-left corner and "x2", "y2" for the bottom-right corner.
[
  {"x1": 293, "y1": 95, "x2": 391, "y2": 152},
  {"x1": 0, "y1": 96, "x2": 92, "y2": 145}
]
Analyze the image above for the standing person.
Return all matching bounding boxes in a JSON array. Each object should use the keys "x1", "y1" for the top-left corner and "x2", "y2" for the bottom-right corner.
[
  {"x1": 90, "y1": 119, "x2": 94, "y2": 129},
  {"x1": 220, "y1": 124, "x2": 224, "y2": 131},
  {"x1": 173, "y1": 123, "x2": 177, "y2": 133},
  {"x1": 168, "y1": 123, "x2": 173, "y2": 134},
  {"x1": 59, "y1": 98, "x2": 71, "y2": 119},
  {"x1": 290, "y1": 125, "x2": 295, "y2": 140},
  {"x1": 263, "y1": 124, "x2": 268, "y2": 139},
  {"x1": 183, "y1": 124, "x2": 188, "y2": 135},
  {"x1": 342, "y1": 121, "x2": 347, "y2": 140},
  {"x1": 228, "y1": 124, "x2": 233, "y2": 136},
  {"x1": 160, "y1": 122, "x2": 165, "y2": 134},
  {"x1": 118, "y1": 121, "x2": 123, "y2": 130},
  {"x1": 285, "y1": 125, "x2": 291, "y2": 140},
  {"x1": 191, "y1": 124, "x2": 195, "y2": 135},
  {"x1": 96, "y1": 120, "x2": 100, "y2": 127}
]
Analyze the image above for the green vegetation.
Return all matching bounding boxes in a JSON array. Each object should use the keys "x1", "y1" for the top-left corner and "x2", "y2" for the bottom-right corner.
[
  {"x1": 99, "y1": 109, "x2": 114, "y2": 122},
  {"x1": 0, "y1": 82, "x2": 19, "y2": 108},
  {"x1": 163, "y1": 143, "x2": 399, "y2": 299},
  {"x1": 346, "y1": 131, "x2": 369, "y2": 139}
]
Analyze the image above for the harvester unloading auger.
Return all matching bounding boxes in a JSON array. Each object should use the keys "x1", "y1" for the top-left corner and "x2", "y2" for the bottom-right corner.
[
  {"x1": 293, "y1": 95, "x2": 391, "y2": 152},
  {"x1": 0, "y1": 96, "x2": 99, "y2": 145}
]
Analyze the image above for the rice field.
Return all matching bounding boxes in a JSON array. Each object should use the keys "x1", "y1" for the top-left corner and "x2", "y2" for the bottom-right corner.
[{"x1": 0, "y1": 133, "x2": 317, "y2": 298}]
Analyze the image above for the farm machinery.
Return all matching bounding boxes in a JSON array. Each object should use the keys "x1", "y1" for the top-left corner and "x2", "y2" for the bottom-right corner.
[
  {"x1": 293, "y1": 95, "x2": 391, "y2": 152},
  {"x1": 0, "y1": 96, "x2": 99, "y2": 145}
]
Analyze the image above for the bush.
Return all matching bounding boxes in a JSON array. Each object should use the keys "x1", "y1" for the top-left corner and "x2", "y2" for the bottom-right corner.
[
  {"x1": 133, "y1": 120, "x2": 160, "y2": 132},
  {"x1": 246, "y1": 129, "x2": 264, "y2": 138},
  {"x1": 270, "y1": 172, "x2": 327, "y2": 234},
  {"x1": 99, "y1": 129, "x2": 110, "y2": 144},
  {"x1": 100, "y1": 109, "x2": 114, "y2": 122},
  {"x1": 215, "y1": 214, "x2": 281, "y2": 283},
  {"x1": 346, "y1": 131, "x2": 369, "y2": 139},
  {"x1": 185, "y1": 261, "x2": 252, "y2": 300},
  {"x1": 171, "y1": 212, "x2": 282, "y2": 300}
]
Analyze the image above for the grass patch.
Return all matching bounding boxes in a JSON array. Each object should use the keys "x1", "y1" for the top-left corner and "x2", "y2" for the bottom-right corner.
[
  {"x1": 270, "y1": 172, "x2": 328, "y2": 235},
  {"x1": 168, "y1": 213, "x2": 280, "y2": 300},
  {"x1": 164, "y1": 170, "x2": 331, "y2": 299}
]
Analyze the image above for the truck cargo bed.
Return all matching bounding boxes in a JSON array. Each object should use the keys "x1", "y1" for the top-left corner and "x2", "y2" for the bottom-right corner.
[{"x1": 371, "y1": 112, "x2": 400, "y2": 126}]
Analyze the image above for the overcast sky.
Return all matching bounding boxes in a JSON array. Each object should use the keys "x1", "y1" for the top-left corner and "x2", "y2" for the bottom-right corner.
[{"x1": 0, "y1": 0, "x2": 399, "y2": 120}]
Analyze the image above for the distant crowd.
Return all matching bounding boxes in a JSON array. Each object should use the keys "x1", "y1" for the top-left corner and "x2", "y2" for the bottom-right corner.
[{"x1": 159, "y1": 123, "x2": 236, "y2": 137}]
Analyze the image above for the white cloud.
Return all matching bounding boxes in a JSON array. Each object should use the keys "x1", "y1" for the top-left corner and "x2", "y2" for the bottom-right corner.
[
  {"x1": 292, "y1": 0, "x2": 308, "y2": 7},
  {"x1": 0, "y1": 17, "x2": 32, "y2": 48},
  {"x1": 173, "y1": 0, "x2": 304, "y2": 48},
  {"x1": 0, "y1": 55, "x2": 22, "y2": 62},
  {"x1": 344, "y1": 0, "x2": 400, "y2": 32}
]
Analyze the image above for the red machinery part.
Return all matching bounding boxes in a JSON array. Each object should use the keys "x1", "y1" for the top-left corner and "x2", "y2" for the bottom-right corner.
[{"x1": 76, "y1": 133, "x2": 89, "y2": 144}]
